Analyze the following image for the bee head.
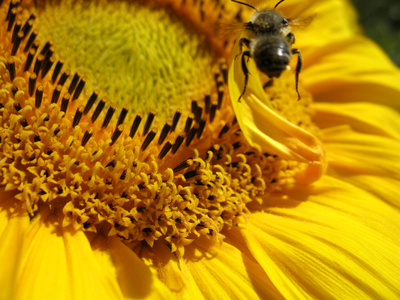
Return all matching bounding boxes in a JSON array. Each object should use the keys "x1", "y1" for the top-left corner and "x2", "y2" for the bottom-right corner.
[{"x1": 250, "y1": 10, "x2": 289, "y2": 33}]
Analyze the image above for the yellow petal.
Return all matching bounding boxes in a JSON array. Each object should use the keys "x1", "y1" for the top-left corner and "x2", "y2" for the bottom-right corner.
[
  {"x1": 241, "y1": 176, "x2": 400, "y2": 298},
  {"x1": 10, "y1": 212, "x2": 73, "y2": 300},
  {"x1": 90, "y1": 235, "x2": 173, "y2": 299},
  {"x1": 60, "y1": 228, "x2": 123, "y2": 299},
  {"x1": 138, "y1": 240, "x2": 204, "y2": 299},
  {"x1": 337, "y1": 175, "x2": 400, "y2": 210},
  {"x1": 184, "y1": 237, "x2": 283, "y2": 299},
  {"x1": 5, "y1": 208, "x2": 124, "y2": 300},
  {"x1": 322, "y1": 126, "x2": 400, "y2": 179},
  {"x1": 0, "y1": 197, "x2": 30, "y2": 300},
  {"x1": 0, "y1": 190, "x2": 20, "y2": 236},
  {"x1": 315, "y1": 102, "x2": 400, "y2": 140},
  {"x1": 303, "y1": 36, "x2": 400, "y2": 109},
  {"x1": 228, "y1": 36, "x2": 326, "y2": 184},
  {"x1": 317, "y1": 110, "x2": 400, "y2": 208}
]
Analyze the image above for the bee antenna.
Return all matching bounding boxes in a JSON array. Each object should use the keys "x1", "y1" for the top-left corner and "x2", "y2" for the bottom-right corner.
[
  {"x1": 274, "y1": 0, "x2": 285, "y2": 9},
  {"x1": 231, "y1": 0, "x2": 258, "y2": 12}
]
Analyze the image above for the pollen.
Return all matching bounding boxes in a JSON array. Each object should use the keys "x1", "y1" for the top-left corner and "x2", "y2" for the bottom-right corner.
[{"x1": 0, "y1": 0, "x2": 314, "y2": 256}]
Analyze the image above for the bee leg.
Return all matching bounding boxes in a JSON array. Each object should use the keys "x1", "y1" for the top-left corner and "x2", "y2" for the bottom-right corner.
[
  {"x1": 238, "y1": 50, "x2": 251, "y2": 102},
  {"x1": 235, "y1": 38, "x2": 251, "y2": 60},
  {"x1": 292, "y1": 48, "x2": 302, "y2": 100}
]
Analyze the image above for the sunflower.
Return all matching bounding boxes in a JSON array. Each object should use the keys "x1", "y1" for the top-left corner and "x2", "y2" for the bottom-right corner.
[{"x1": 1, "y1": 0, "x2": 400, "y2": 298}]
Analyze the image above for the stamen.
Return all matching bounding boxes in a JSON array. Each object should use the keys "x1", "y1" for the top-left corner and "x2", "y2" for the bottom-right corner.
[
  {"x1": 116, "y1": 106, "x2": 128, "y2": 126},
  {"x1": 215, "y1": 73, "x2": 224, "y2": 89},
  {"x1": 84, "y1": 90, "x2": 99, "y2": 114},
  {"x1": 43, "y1": 46, "x2": 55, "y2": 67},
  {"x1": 172, "y1": 132, "x2": 185, "y2": 154},
  {"x1": 204, "y1": 94, "x2": 211, "y2": 114},
  {"x1": 61, "y1": 93, "x2": 70, "y2": 113},
  {"x1": 22, "y1": 13, "x2": 36, "y2": 35},
  {"x1": 220, "y1": 61, "x2": 228, "y2": 83},
  {"x1": 24, "y1": 48, "x2": 35, "y2": 71},
  {"x1": 158, "y1": 120, "x2": 172, "y2": 145},
  {"x1": 197, "y1": 117, "x2": 206, "y2": 139},
  {"x1": 6, "y1": 57, "x2": 15, "y2": 81},
  {"x1": 158, "y1": 141, "x2": 172, "y2": 159},
  {"x1": 91, "y1": 98, "x2": 106, "y2": 122},
  {"x1": 171, "y1": 109, "x2": 182, "y2": 132},
  {"x1": 82, "y1": 128, "x2": 93, "y2": 146},
  {"x1": 101, "y1": 104, "x2": 116, "y2": 128},
  {"x1": 141, "y1": 128, "x2": 157, "y2": 151},
  {"x1": 129, "y1": 113, "x2": 143, "y2": 138},
  {"x1": 11, "y1": 85, "x2": 18, "y2": 96},
  {"x1": 191, "y1": 99, "x2": 198, "y2": 114},
  {"x1": 105, "y1": 160, "x2": 116, "y2": 168},
  {"x1": 11, "y1": 31, "x2": 23, "y2": 56},
  {"x1": 20, "y1": 119, "x2": 28, "y2": 127},
  {"x1": 72, "y1": 76, "x2": 87, "y2": 100},
  {"x1": 73, "y1": 106, "x2": 84, "y2": 127},
  {"x1": 173, "y1": 159, "x2": 193, "y2": 172},
  {"x1": 31, "y1": 40, "x2": 40, "y2": 52},
  {"x1": 6, "y1": 0, "x2": 19, "y2": 22},
  {"x1": 233, "y1": 141, "x2": 241, "y2": 149},
  {"x1": 195, "y1": 104, "x2": 203, "y2": 123},
  {"x1": 22, "y1": 19, "x2": 34, "y2": 37},
  {"x1": 28, "y1": 73, "x2": 37, "y2": 96},
  {"x1": 185, "y1": 124, "x2": 199, "y2": 146},
  {"x1": 39, "y1": 41, "x2": 53, "y2": 56},
  {"x1": 51, "y1": 85, "x2": 62, "y2": 104},
  {"x1": 184, "y1": 113, "x2": 194, "y2": 133},
  {"x1": 205, "y1": 144, "x2": 220, "y2": 160},
  {"x1": 35, "y1": 85, "x2": 43, "y2": 108},
  {"x1": 217, "y1": 86, "x2": 224, "y2": 109},
  {"x1": 218, "y1": 122, "x2": 231, "y2": 138},
  {"x1": 143, "y1": 110, "x2": 156, "y2": 136},
  {"x1": 232, "y1": 116, "x2": 237, "y2": 125},
  {"x1": 184, "y1": 169, "x2": 198, "y2": 179},
  {"x1": 210, "y1": 100, "x2": 217, "y2": 122},
  {"x1": 68, "y1": 72, "x2": 81, "y2": 94},
  {"x1": 110, "y1": 124, "x2": 124, "y2": 146},
  {"x1": 11, "y1": 20, "x2": 21, "y2": 44},
  {"x1": 24, "y1": 30, "x2": 37, "y2": 52},
  {"x1": 57, "y1": 70, "x2": 71, "y2": 87},
  {"x1": 209, "y1": 144, "x2": 220, "y2": 154},
  {"x1": 200, "y1": 1, "x2": 205, "y2": 21},
  {"x1": 41, "y1": 56, "x2": 55, "y2": 78},
  {"x1": 33, "y1": 54, "x2": 44, "y2": 75},
  {"x1": 51, "y1": 59, "x2": 64, "y2": 84},
  {"x1": 7, "y1": 8, "x2": 16, "y2": 32}
]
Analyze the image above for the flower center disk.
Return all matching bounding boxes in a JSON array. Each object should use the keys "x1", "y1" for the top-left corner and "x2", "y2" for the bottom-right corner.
[
  {"x1": 0, "y1": 0, "x2": 312, "y2": 256},
  {"x1": 36, "y1": 0, "x2": 216, "y2": 122}
]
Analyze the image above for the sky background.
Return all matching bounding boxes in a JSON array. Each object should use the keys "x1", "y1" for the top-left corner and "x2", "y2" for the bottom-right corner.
[{"x1": 351, "y1": 0, "x2": 400, "y2": 66}]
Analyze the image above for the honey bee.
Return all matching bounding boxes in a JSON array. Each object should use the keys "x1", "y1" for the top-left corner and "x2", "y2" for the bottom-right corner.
[{"x1": 232, "y1": 0, "x2": 304, "y2": 101}]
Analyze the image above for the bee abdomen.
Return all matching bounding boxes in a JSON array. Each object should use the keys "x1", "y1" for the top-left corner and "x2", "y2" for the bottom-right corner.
[{"x1": 252, "y1": 36, "x2": 291, "y2": 78}]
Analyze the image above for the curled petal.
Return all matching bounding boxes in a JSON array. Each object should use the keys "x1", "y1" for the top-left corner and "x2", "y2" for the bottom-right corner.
[{"x1": 228, "y1": 35, "x2": 326, "y2": 184}]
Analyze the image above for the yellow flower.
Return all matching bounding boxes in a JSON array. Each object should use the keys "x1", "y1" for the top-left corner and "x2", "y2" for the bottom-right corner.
[{"x1": 1, "y1": 0, "x2": 400, "y2": 299}]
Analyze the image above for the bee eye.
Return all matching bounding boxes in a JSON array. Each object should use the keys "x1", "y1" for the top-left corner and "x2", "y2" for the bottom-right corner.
[{"x1": 282, "y1": 18, "x2": 289, "y2": 26}]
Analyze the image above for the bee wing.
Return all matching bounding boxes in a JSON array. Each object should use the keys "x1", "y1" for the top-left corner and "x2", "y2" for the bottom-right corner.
[
  {"x1": 288, "y1": 15, "x2": 315, "y2": 30},
  {"x1": 215, "y1": 20, "x2": 246, "y2": 42}
]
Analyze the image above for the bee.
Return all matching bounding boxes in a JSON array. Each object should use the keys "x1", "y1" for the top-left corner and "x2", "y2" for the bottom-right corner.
[{"x1": 232, "y1": 0, "x2": 303, "y2": 101}]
